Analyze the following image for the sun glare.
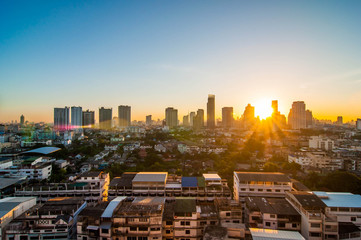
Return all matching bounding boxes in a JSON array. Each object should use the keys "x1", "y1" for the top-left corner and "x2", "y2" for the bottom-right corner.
[{"x1": 254, "y1": 99, "x2": 273, "y2": 120}]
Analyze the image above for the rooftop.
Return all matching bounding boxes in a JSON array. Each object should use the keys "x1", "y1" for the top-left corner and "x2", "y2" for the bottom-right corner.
[
  {"x1": 289, "y1": 191, "x2": 326, "y2": 209},
  {"x1": 203, "y1": 173, "x2": 221, "y2": 181},
  {"x1": 22, "y1": 147, "x2": 61, "y2": 155},
  {"x1": 115, "y1": 197, "x2": 165, "y2": 215},
  {"x1": 109, "y1": 173, "x2": 137, "y2": 188},
  {"x1": 78, "y1": 171, "x2": 102, "y2": 178},
  {"x1": 175, "y1": 198, "x2": 196, "y2": 214},
  {"x1": 250, "y1": 228, "x2": 305, "y2": 240},
  {"x1": 313, "y1": 191, "x2": 361, "y2": 208},
  {"x1": 0, "y1": 197, "x2": 36, "y2": 219},
  {"x1": 246, "y1": 197, "x2": 299, "y2": 216},
  {"x1": 235, "y1": 172, "x2": 291, "y2": 182},
  {"x1": 101, "y1": 196, "x2": 126, "y2": 218},
  {"x1": 132, "y1": 172, "x2": 168, "y2": 183},
  {"x1": 181, "y1": 177, "x2": 198, "y2": 188}
]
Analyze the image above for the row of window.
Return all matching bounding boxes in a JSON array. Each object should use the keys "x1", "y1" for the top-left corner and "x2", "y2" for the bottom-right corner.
[{"x1": 240, "y1": 188, "x2": 283, "y2": 192}]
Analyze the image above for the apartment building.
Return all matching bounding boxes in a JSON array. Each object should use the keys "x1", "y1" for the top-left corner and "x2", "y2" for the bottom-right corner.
[
  {"x1": 233, "y1": 172, "x2": 292, "y2": 202},
  {"x1": 5, "y1": 197, "x2": 87, "y2": 240},
  {"x1": 15, "y1": 171, "x2": 109, "y2": 203},
  {"x1": 245, "y1": 197, "x2": 301, "y2": 231}
]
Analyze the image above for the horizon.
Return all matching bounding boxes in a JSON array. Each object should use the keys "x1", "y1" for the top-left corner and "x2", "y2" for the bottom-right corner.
[{"x1": 2, "y1": 1, "x2": 361, "y2": 123}]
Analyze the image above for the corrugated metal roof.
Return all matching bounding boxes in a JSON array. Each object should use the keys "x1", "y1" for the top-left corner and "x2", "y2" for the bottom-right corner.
[
  {"x1": 0, "y1": 197, "x2": 36, "y2": 218},
  {"x1": 235, "y1": 172, "x2": 291, "y2": 182},
  {"x1": 314, "y1": 191, "x2": 361, "y2": 208},
  {"x1": 203, "y1": 173, "x2": 221, "y2": 181},
  {"x1": 132, "y1": 172, "x2": 168, "y2": 182},
  {"x1": 101, "y1": 196, "x2": 126, "y2": 218},
  {"x1": 23, "y1": 147, "x2": 61, "y2": 155},
  {"x1": 250, "y1": 228, "x2": 305, "y2": 240},
  {"x1": 182, "y1": 177, "x2": 198, "y2": 187},
  {"x1": 197, "y1": 177, "x2": 205, "y2": 187}
]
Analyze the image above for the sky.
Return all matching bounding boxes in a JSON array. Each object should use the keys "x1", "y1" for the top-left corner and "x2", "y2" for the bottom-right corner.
[{"x1": 1, "y1": 0, "x2": 361, "y2": 123}]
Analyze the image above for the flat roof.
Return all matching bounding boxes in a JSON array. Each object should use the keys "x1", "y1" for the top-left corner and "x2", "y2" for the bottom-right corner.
[
  {"x1": 290, "y1": 191, "x2": 326, "y2": 208},
  {"x1": 313, "y1": 191, "x2": 361, "y2": 208},
  {"x1": 109, "y1": 173, "x2": 137, "y2": 188},
  {"x1": 23, "y1": 147, "x2": 61, "y2": 155},
  {"x1": 132, "y1": 172, "x2": 168, "y2": 183},
  {"x1": 235, "y1": 172, "x2": 291, "y2": 182},
  {"x1": 246, "y1": 197, "x2": 300, "y2": 216},
  {"x1": 182, "y1": 177, "x2": 198, "y2": 187},
  {"x1": 250, "y1": 228, "x2": 305, "y2": 240},
  {"x1": 0, "y1": 197, "x2": 36, "y2": 219},
  {"x1": 203, "y1": 173, "x2": 221, "y2": 181},
  {"x1": 0, "y1": 177, "x2": 26, "y2": 190},
  {"x1": 101, "y1": 196, "x2": 126, "y2": 218}
]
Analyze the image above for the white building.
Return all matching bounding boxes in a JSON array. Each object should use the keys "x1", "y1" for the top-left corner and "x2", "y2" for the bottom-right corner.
[{"x1": 309, "y1": 136, "x2": 335, "y2": 151}]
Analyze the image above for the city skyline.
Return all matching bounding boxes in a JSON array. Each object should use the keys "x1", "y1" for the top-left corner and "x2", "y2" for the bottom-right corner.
[{"x1": 2, "y1": 1, "x2": 361, "y2": 123}]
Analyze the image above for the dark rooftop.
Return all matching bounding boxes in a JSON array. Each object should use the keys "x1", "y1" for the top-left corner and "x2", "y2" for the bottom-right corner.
[
  {"x1": 291, "y1": 179, "x2": 310, "y2": 191},
  {"x1": 290, "y1": 191, "x2": 326, "y2": 209},
  {"x1": 78, "y1": 171, "x2": 102, "y2": 178},
  {"x1": 236, "y1": 172, "x2": 291, "y2": 182},
  {"x1": 109, "y1": 173, "x2": 137, "y2": 188},
  {"x1": 79, "y1": 202, "x2": 109, "y2": 218},
  {"x1": 203, "y1": 225, "x2": 228, "y2": 240},
  {"x1": 175, "y1": 198, "x2": 196, "y2": 214},
  {"x1": 246, "y1": 197, "x2": 300, "y2": 216},
  {"x1": 339, "y1": 222, "x2": 360, "y2": 235}
]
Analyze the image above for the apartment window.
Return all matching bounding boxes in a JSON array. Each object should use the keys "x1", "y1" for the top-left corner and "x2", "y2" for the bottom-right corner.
[
  {"x1": 310, "y1": 232, "x2": 321, "y2": 237},
  {"x1": 266, "y1": 189, "x2": 272, "y2": 192},
  {"x1": 210, "y1": 221, "x2": 216, "y2": 225},
  {"x1": 270, "y1": 214, "x2": 276, "y2": 218},
  {"x1": 265, "y1": 222, "x2": 271, "y2": 227},
  {"x1": 226, "y1": 212, "x2": 231, "y2": 216},
  {"x1": 139, "y1": 218, "x2": 147, "y2": 222},
  {"x1": 275, "y1": 190, "x2": 281, "y2": 192},
  {"x1": 166, "y1": 230, "x2": 171, "y2": 234},
  {"x1": 20, "y1": 237, "x2": 28, "y2": 240},
  {"x1": 185, "y1": 230, "x2": 190, "y2": 234},
  {"x1": 166, "y1": 221, "x2": 173, "y2": 225},
  {"x1": 200, "y1": 221, "x2": 207, "y2": 226},
  {"x1": 138, "y1": 237, "x2": 147, "y2": 240},
  {"x1": 258, "y1": 189, "x2": 263, "y2": 192},
  {"x1": 139, "y1": 227, "x2": 148, "y2": 231},
  {"x1": 278, "y1": 222, "x2": 285, "y2": 227},
  {"x1": 127, "y1": 237, "x2": 137, "y2": 240},
  {"x1": 241, "y1": 188, "x2": 246, "y2": 191},
  {"x1": 292, "y1": 223, "x2": 297, "y2": 228},
  {"x1": 101, "y1": 229, "x2": 109, "y2": 234},
  {"x1": 151, "y1": 228, "x2": 160, "y2": 231},
  {"x1": 233, "y1": 220, "x2": 240, "y2": 223},
  {"x1": 249, "y1": 189, "x2": 254, "y2": 191},
  {"x1": 83, "y1": 237, "x2": 87, "y2": 240},
  {"x1": 310, "y1": 223, "x2": 321, "y2": 228},
  {"x1": 130, "y1": 227, "x2": 137, "y2": 231},
  {"x1": 181, "y1": 221, "x2": 185, "y2": 225},
  {"x1": 185, "y1": 221, "x2": 190, "y2": 226},
  {"x1": 351, "y1": 217, "x2": 356, "y2": 221}
]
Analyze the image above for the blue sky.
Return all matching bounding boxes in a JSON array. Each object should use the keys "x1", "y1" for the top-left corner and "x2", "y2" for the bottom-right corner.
[{"x1": 1, "y1": 0, "x2": 361, "y2": 122}]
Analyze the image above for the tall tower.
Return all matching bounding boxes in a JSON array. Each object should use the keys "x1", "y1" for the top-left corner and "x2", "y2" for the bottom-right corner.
[
  {"x1": 54, "y1": 107, "x2": 70, "y2": 131},
  {"x1": 71, "y1": 106, "x2": 83, "y2": 129},
  {"x1": 189, "y1": 112, "x2": 196, "y2": 126},
  {"x1": 82, "y1": 110, "x2": 95, "y2": 127},
  {"x1": 20, "y1": 115, "x2": 25, "y2": 125},
  {"x1": 165, "y1": 107, "x2": 178, "y2": 128},
  {"x1": 146, "y1": 115, "x2": 152, "y2": 125},
  {"x1": 207, "y1": 94, "x2": 215, "y2": 128},
  {"x1": 222, "y1": 107, "x2": 234, "y2": 128},
  {"x1": 272, "y1": 100, "x2": 279, "y2": 114},
  {"x1": 118, "y1": 105, "x2": 131, "y2": 128},
  {"x1": 99, "y1": 107, "x2": 112, "y2": 129},
  {"x1": 288, "y1": 101, "x2": 306, "y2": 130}
]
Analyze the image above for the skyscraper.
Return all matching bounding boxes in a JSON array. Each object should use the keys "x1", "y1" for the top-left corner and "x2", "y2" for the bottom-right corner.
[
  {"x1": 71, "y1": 106, "x2": 82, "y2": 129},
  {"x1": 183, "y1": 115, "x2": 189, "y2": 126},
  {"x1": 118, "y1": 105, "x2": 131, "y2": 128},
  {"x1": 306, "y1": 110, "x2": 313, "y2": 127},
  {"x1": 146, "y1": 115, "x2": 152, "y2": 125},
  {"x1": 189, "y1": 112, "x2": 195, "y2": 126},
  {"x1": 20, "y1": 115, "x2": 25, "y2": 125},
  {"x1": 337, "y1": 116, "x2": 343, "y2": 125},
  {"x1": 207, "y1": 94, "x2": 215, "y2": 128},
  {"x1": 99, "y1": 107, "x2": 112, "y2": 129},
  {"x1": 222, "y1": 107, "x2": 233, "y2": 128},
  {"x1": 272, "y1": 100, "x2": 278, "y2": 114},
  {"x1": 54, "y1": 107, "x2": 70, "y2": 131},
  {"x1": 288, "y1": 101, "x2": 306, "y2": 130},
  {"x1": 165, "y1": 107, "x2": 178, "y2": 128},
  {"x1": 271, "y1": 100, "x2": 286, "y2": 129},
  {"x1": 82, "y1": 110, "x2": 95, "y2": 127},
  {"x1": 194, "y1": 109, "x2": 204, "y2": 130}
]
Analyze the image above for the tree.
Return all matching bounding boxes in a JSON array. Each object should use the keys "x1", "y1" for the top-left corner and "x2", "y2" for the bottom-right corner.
[
  {"x1": 322, "y1": 171, "x2": 361, "y2": 194},
  {"x1": 263, "y1": 162, "x2": 279, "y2": 172}
]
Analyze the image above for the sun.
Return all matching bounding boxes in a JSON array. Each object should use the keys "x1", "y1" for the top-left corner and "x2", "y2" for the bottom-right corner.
[{"x1": 254, "y1": 99, "x2": 273, "y2": 120}]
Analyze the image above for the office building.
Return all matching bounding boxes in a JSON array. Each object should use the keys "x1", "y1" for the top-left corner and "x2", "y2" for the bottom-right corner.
[
  {"x1": 99, "y1": 107, "x2": 112, "y2": 129},
  {"x1": 146, "y1": 115, "x2": 152, "y2": 125},
  {"x1": 243, "y1": 104, "x2": 255, "y2": 128},
  {"x1": 306, "y1": 110, "x2": 313, "y2": 127},
  {"x1": 190, "y1": 111, "x2": 196, "y2": 126},
  {"x1": 288, "y1": 101, "x2": 307, "y2": 130},
  {"x1": 118, "y1": 105, "x2": 131, "y2": 128},
  {"x1": 271, "y1": 100, "x2": 287, "y2": 129},
  {"x1": 165, "y1": 107, "x2": 178, "y2": 128},
  {"x1": 337, "y1": 116, "x2": 343, "y2": 125},
  {"x1": 222, "y1": 107, "x2": 233, "y2": 128},
  {"x1": 82, "y1": 109, "x2": 95, "y2": 127},
  {"x1": 71, "y1": 106, "x2": 82, "y2": 129},
  {"x1": 54, "y1": 107, "x2": 70, "y2": 131},
  {"x1": 207, "y1": 94, "x2": 215, "y2": 128},
  {"x1": 20, "y1": 115, "x2": 24, "y2": 125},
  {"x1": 183, "y1": 115, "x2": 189, "y2": 126}
]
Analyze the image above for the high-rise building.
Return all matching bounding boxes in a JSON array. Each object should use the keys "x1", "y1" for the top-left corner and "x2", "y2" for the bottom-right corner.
[
  {"x1": 54, "y1": 107, "x2": 70, "y2": 131},
  {"x1": 306, "y1": 110, "x2": 313, "y2": 127},
  {"x1": 71, "y1": 106, "x2": 82, "y2": 129},
  {"x1": 20, "y1": 115, "x2": 25, "y2": 125},
  {"x1": 183, "y1": 115, "x2": 189, "y2": 126},
  {"x1": 82, "y1": 110, "x2": 95, "y2": 127},
  {"x1": 222, "y1": 107, "x2": 233, "y2": 128},
  {"x1": 356, "y1": 119, "x2": 361, "y2": 130},
  {"x1": 146, "y1": 115, "x2": 152, "y2": 125},
  {"x1": 189, "y1": 112, "x2": 195, "y2": 126},
  {"x1": 243, "y1": 103, "x2": 255, "y2": 126},
  {"x1": 99, "y1": 107, "x2": 112, "y2": 129},
  {"x1": 165, "y1": 107, "x2": 178, "y2": 128},
  {"x1": 288, "y1": 101, "x2": 306, "y2": 130},
  {"x1": 194, "y1": 109, "x2": 204, "y2": 130},
  {"x1": 271, "y1": 100, "x2": 286, "y2": 130},
  {"x1": 272, "y1": 100, "x2": 278, "y2": 114},
  {"x1": 337, "y1": 116, "x2": 343, "y2": 125},
  {"x1": 207, "y1": 94, "x2": 215, "y2": 128},
  {"x1": 118, "y1": 105, "x2": 131, "y2": 128}
]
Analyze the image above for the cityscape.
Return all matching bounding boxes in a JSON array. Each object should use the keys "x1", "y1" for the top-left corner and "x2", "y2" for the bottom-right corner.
[{"x1": 1, "y1": 1, "x2": 361, "y2": 240}]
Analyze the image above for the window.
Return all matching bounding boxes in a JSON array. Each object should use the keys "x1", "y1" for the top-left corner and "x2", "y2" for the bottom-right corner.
[
  {"x1": 226, "y1": 212, "x2": 231, "y2": 216},
  {"x1": 292, "y1": 223, "x2": 297, "y2": 228},
  {"x1": 265, "y1": 222, "x2": 271, "y2": 227},
  {"x1": 311, "y1": 223, "x2": 321, "y2": 228},
  {"x1": 249, "y1": 189, "x2": 254, "y2": 191},
  {"x1": 185, "y1": 230, "x2": 190, "y2": 234},
  {"x1": 138, "y1": 237, "x2": 147, "y2": 240},
  {"x1": 310, "y1": 232, "x2": 321, "y2": 237},
  {"x1": 151, "y1": 228, "x2": 160, "y2": 231},
  {"x1": 351, "y1": 217, "x2": 356, "y2": 221},
  {"x1": 267, "y1": 189, "x2": 272, "y2": 192},
  {"x1": 166, "y1": 221, "x2": 172, "y2": 225},
  {"x1": 185, "y1": 221, "x2": 190, "y2": 226},
  {"x1": 210, "y1": 221, "x2": 216, "y2": 225},
  {"x1": 258, "y1": 189, "x2": 263, "y2": 192},
  {"x1": 139, "y1": 227, "x2": 148, "y2": 231},
  {"x1": 241, "y1": 188, "x2": 246, "y2": 191},
  {"x1": 130, "y1": 227, "x2": 137, "y2": 231},
  {"x1": 278, "y1": 222, "x2": 285, "y2": 227},
  {"x1": 127, "y1": 237, "x2": 137, "y2": 240},
  {"x1": 101, "y1": 229, "x2": 109, "y2": 234},
  {"x1": 200, "y1": 221, "x2": 206, "y2": 226},
  {"x1": 139, "y1": 218, "x2": 147, "y2": 222},
  {"x1": 166, "y1": 230, "x2": 171, "y2": 234},
  {"x1": 83, "y1": 237, "x2": 87, "y2": 240},
  {"x1": 275, "y1": 190, "x2": 281, "y2": 192},
  {"x1": 270, "y1": 214, "x2": 276, "y2": 218},
  {"x1": 233, "y1": 220, "x2": 240, "y2": 223}
]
